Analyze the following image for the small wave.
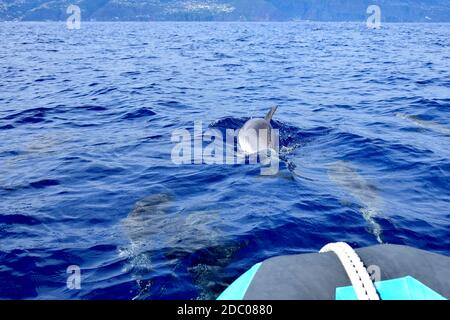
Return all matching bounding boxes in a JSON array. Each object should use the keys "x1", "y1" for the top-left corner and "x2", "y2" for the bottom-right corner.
[
  {"x1": 415, "y1": 78, "x2": 437, "y2": 85},
  {"x1": 213, "y1": 52, "x2": 233, "y2": 59},
  {"x1": 2, "y1": 107, "x2": 52, "y2": 121},
  {"x1": 221, "y1": 63, "x2": 243, "y2": 68},
  {"x1": 156, "y1": 100, "x2": 185, "y2": 109},
  {"x1": 0, "y1": 124, "x2": 14, "y2": 130},
  {"x1": 90, "y1": 87, "x2": 118, "y2": 96},
  {"x1": 29, "y1": 179, "x2": 60, "y2": 189},
  {"x1": 122, "y1": 107, "x2": 156, "y2": 120},
  {"x1": 75, "y1": 105, "x2": 108, "y2": 112},
  {"x1": 34, "y1": 76, "x2": 56, "y2": 83},
  {"x1": 0, "y1": 214, "x2": 40, "y2": 226},
  {"x1": 120, "y1": 71, "x2": 141, "y2": 77},
  {"x1": 16, "y1": 116, "x2": 47, "y2": 124},
  {"x1": 411, "y1": 97, "x2": 447, "y2": 108}
]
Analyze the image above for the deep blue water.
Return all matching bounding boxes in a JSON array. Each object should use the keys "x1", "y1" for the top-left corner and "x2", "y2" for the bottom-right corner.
[{"x1": 0, "y1": 22, "x2": 449, "y2": 300}]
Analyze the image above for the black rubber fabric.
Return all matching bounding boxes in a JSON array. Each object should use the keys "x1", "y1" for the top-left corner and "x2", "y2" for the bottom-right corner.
[{"x1": 243, "y1": 244, "x2": 450, "y2": 300}]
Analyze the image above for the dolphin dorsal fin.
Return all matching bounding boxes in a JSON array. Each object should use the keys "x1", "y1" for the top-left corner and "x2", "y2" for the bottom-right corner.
[{"x1": 265, "y1": 106, "x2": 278, "y2": 122}]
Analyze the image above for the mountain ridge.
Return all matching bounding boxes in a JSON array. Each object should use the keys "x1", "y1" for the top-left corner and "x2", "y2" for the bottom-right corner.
[{"x1": 1, "y1": 0, "x2": 450, "y2": 22}]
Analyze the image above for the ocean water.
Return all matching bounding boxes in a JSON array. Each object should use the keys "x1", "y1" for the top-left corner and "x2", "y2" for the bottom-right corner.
[{"x1": 0, "y1": 22, "x2": 449, "y2": 300}]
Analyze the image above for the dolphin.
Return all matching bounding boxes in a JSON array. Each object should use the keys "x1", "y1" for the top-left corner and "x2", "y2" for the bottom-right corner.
[
  {"x1": 396, "y1": 113, "x2": 450, "y2": 137},
  {"x1": 120, "y1": 192, "x2": 243, "y2": 299},
  {"x1": 328, "y1": 161, "x2": 384, "y2": 243},
  {"x1": 238, "y1": 106, "x2": 279, "y2": 155}
]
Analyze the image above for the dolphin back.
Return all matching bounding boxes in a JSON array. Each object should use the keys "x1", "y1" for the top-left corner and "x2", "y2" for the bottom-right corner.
[{"x1": 265, "y1": 106, "x2": 278, "y2": 122}]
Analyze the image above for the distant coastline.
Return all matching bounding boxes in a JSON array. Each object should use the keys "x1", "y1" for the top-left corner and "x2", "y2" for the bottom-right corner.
[{"x1": 1, "y1": 0, "x2": 450, "y2": 23}]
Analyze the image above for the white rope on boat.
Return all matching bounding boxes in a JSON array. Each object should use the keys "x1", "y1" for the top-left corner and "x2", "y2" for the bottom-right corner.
[{"x1": 320, "y1": 242, "x2": 380, "y2": 300}]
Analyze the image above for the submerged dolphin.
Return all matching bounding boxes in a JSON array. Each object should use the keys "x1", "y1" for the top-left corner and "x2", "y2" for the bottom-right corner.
[
  {"x1": 328, "y1": 161, "x2": 384, "y2": 243},
  {"x1": 121, "y1": 192, "x2": 242, "y2": 299},
  {"x1": 238, "y1": 106, "x2": 279, "y2": 154},
  {"x1": 396, "y1": 113, "x2": 450, "y2": 137}
]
